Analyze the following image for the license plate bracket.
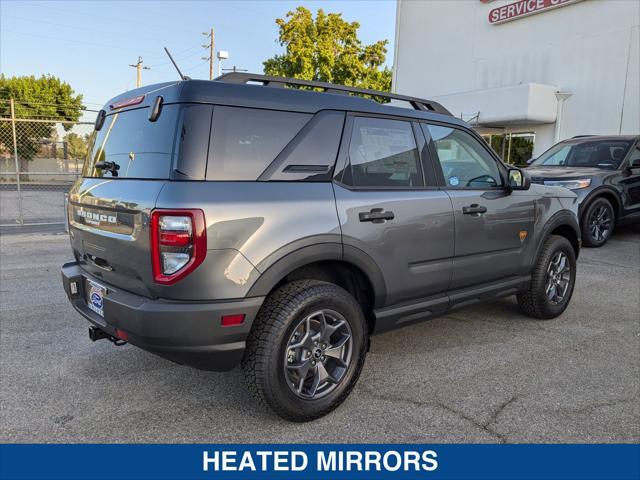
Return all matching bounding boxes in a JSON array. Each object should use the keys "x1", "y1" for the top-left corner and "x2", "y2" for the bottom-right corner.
[{"x1": 86, "y1": 279, "x2": 106, "y2": 317}]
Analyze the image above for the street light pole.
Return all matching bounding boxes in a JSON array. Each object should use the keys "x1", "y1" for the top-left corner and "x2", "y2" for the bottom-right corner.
[{"x1": 217, "y1": 50, "x2": 229, "y2": 77}]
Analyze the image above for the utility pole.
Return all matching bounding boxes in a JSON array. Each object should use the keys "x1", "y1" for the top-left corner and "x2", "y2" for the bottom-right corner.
[
  {"x1": 202, "y1": 28, "x2": 215, "y2": 80},
  {"x1": 129, "y1": 56, "x2": 150, "y2": 88}
]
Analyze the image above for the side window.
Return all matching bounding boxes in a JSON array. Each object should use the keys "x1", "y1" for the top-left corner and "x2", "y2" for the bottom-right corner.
[
  {"x1": 174, "y1": 104, "x2": 213, "y2": 180},
  {"x1": 425, "y1": 125, "x2": 503, "y2": 188},
  {"x1": 266, "y1": 111, "x2": 346, "y2": 181},
  {"x1": 345, "y1": 116, "x2": 423, "y2": 188},
  {"x1": 625, "y1": 144, "x2": 640, "y2": 167},
  {"x1": 207, "y1": 106, "x2": 311, "y2": 181}
]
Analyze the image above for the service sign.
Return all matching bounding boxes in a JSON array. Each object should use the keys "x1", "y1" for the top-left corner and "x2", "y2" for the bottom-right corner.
[{"x1": 489, "y1": 0, "x2": 584, "y2": 24}]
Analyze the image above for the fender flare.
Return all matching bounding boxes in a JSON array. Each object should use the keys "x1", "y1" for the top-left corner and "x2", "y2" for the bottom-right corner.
[
  {"x1": 246, "y1": 242, "x2": 387, "y2": 307},
  {"x1": 534, "y1": 210, "x2": 581, "y2": 261},
  {"x1": 578, "y1": 186, "x2": 622, "y2": 219}
]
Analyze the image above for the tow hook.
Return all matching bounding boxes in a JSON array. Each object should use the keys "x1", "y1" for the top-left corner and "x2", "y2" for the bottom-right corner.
[{"x1": 88, "y1": 326, "x2": 127, "y2": 346}]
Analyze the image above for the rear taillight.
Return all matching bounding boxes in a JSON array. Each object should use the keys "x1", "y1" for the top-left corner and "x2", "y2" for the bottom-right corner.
[{"x1": 150, "y1": 209, "x2": 206, "y2": 284}]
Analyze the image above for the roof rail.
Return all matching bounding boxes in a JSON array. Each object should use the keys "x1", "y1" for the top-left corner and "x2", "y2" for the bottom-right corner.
[{"x1": 215, "y1": 72, "x2": 452, "y2": 116}]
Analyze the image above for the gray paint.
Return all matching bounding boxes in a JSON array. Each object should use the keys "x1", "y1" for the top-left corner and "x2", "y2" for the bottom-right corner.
[{"x1": 64, "y1": 78, "x2": 584, "y2": 371}]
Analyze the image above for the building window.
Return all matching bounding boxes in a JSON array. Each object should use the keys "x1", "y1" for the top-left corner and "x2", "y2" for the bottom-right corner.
[{"x1": 482, "y1": 132, "x2": 535, "y2": 167}]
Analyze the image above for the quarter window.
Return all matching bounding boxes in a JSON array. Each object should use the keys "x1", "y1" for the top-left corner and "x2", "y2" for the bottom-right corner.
[
  {"x1": 207, "y1": 106, "x2": 311, "y2": 181},
  {"x1": 425, "y1": 125, "x2": 503, "y2": 188},
  {"x1": 345, "y1": 117, "x2": 423, "y2": 188}
]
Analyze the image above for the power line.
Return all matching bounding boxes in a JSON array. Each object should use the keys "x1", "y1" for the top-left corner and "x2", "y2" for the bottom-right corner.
[
  {"x1": 2, "y1": 29, "x2": 163, "y2": 57},
  {"x1": 2, "y1": 14, "x2": 175, "y2": 44},
  {"x1": 18, "y1": 1, "x2": 197, "y2": 39}
]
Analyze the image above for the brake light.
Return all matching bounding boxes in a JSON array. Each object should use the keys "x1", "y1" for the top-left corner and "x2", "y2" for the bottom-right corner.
[
  {"x1": 110, "y1": 95, "x2": 145, "y2": 110},
  {"x1": 150, "y1": 209, "x2": 206, "y2": 285}
]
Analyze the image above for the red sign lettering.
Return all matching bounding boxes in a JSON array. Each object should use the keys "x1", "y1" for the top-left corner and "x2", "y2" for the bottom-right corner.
[{"x1": 488, "y1": 0, "x2": 583, "y2": 24}]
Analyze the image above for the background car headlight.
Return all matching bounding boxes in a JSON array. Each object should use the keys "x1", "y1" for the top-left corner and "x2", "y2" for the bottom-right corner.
[{"x1": 543, "y1": 179, "x2": 592, "y2": 190}]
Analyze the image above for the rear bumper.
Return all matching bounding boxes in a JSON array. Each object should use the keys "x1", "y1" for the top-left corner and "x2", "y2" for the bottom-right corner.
[{"x1": 61, "y1": 262, "x2": 264, "y2": 371}]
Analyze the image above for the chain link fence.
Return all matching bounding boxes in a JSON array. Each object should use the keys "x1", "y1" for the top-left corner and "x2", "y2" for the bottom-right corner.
[{"x1": 0, "y1": 106, "x2": 95, "y2": 226}]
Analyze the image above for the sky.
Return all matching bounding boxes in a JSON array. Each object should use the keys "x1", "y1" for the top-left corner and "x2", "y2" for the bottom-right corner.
[{"x1": 0, "y1": 0, "x2": 397, "y2": 112}]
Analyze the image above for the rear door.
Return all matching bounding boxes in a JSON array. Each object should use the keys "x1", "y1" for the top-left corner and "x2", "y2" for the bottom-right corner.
[
  {"x1": 333, "y1": 114, "x2": 454, "y2": 308},
  {"x1": 422, "y1": 123, "x2": 536, "y2": 290},
  {"x1": 69, "y1": 103, "x2": 211, "y2": 297}
]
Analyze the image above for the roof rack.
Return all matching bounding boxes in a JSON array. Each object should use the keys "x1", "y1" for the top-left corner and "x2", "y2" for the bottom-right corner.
[{"x1": 215, "y1": 72, "x2": 452, "y2": 116}]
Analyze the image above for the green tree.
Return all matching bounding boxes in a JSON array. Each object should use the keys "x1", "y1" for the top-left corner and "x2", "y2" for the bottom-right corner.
[
  {"x1": 62, "y1": 132, "x2": 90, "y2": 162},
  {"x1": 0, "y1": 75, "x2": 83, "y2": 176},
  {"x1": 263, "y1": 7, "x2": 392, "y2": 92}
]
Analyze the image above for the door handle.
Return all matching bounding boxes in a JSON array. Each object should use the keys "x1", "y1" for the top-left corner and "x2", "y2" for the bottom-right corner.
[
  {"x1": 462, "y1": 204, "x2": 487, "y2": 215},
  {"x1": 85, "y1": 254, "x2": 113, "y2": 271},
  {"x1": 359, "y1": 208, "x2": 395, "y2": 223}
]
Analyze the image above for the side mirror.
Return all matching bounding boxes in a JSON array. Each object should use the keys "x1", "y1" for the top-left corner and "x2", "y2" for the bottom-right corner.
[{"x1": 508, "y1": 168, "x2": 531, "y2": 191}]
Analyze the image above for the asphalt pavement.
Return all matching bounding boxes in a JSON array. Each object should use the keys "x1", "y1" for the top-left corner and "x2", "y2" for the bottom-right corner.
[{"x1": 1, "y1": 224, "x2": 638, "y2": 443}]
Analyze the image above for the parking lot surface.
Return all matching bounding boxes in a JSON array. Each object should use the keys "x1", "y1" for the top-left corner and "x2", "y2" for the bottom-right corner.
[{"x1": 1, "y1": 225, "x2": 638, "y2": 443}]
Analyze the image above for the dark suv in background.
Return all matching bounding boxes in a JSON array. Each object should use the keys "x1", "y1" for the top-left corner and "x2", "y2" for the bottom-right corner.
[
  {"x1": 527, "y1": 135, "x2": 640, "y2": 247},
  {"x1": 62, "y1": 74, "x2": 581, "y2": 421}
]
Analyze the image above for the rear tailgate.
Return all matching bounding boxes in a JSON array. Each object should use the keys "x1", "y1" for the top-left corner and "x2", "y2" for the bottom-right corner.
[
  {"x1": 68, "y1": 97, "x2": 181, "y2": 298},
  {"x1": 68, "y1": 179, "x2": 165, "y2": 297}
]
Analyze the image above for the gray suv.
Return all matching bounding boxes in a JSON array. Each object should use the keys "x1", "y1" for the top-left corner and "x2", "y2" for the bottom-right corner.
[{"x1": 61, "y1": 74, "x2": 581, "y2": 421}]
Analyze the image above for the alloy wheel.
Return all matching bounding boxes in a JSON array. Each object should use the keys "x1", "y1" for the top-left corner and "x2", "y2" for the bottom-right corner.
[
  {"x1": 283, "y1": 309, "x2": 353, "y2": 400},
  {"x1": 588, "y1": 204, "x2": 612, "y2": 243},
  {"x1": 545, "y1": 251, "x2": 571, "y2": 305}
]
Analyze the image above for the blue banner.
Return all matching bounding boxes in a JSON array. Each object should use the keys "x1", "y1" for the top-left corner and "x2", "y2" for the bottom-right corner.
[{"x1": 1, "y1": 444, "x2": 638, "y2": 480}]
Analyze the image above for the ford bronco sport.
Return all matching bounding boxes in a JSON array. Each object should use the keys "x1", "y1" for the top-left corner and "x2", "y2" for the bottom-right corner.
[{"x1": 62, "y1": 73, "x2": 581, "y2": 421}]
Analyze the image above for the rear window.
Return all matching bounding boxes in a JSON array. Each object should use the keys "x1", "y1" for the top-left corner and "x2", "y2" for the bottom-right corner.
[
  {"x1": 206, "y1": 106, "x2": 311, "y2": 181},
  {"x1": 84, "y1": 105, "x2": 179, "y2": 179}
]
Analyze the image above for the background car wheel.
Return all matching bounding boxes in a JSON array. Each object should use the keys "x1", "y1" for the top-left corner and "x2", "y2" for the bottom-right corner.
[
  {"x1": 517, "y1": 235, "x2": 576, "y2": 320},
  {"x1": 241, "y1": 280, "x2": 367, "y2": 422},
  {"x1": 581, "y1": 197, "x2": 615, "y2": 247}
]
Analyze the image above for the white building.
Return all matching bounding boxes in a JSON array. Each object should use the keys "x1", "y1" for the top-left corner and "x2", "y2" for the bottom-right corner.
[{"x1": 392, "y1": 0, "x2": 639, "y2": 163}]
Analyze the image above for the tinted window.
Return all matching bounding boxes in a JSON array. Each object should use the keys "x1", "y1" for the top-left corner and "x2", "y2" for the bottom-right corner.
[
  {"x1": 266, "y1": 111, "x2": 345, "y2": 181},
  {"x1": 345, "y1": 117, "x2": 422, "y2": 188},
  {"x1": 207, "y1": 106, "x2": 311, "y2": 181},
  {"x1": 532, "y1": 140, "x2": 634, "y2": 169},
  {"x1": 83, "y1": 105, "x2": 178, "y2": 179},
  {"x1": 174, "y1": 104, "x2": 213, "y2": 180},
  {"x1": 425, "y1": 125, "x2": 503, "y2": 188}
]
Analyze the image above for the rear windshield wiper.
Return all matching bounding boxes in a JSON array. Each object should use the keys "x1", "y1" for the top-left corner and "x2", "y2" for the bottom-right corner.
[{"x1": 94, "y1": 161, "x2": 120, "y2": 177}]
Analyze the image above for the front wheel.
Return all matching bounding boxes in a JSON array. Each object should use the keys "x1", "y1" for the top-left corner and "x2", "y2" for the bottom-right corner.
[
  {"x1": 242, "y1": 280, "x2": 367, "y2": 422},
  {"x1": 582, "y1": 197, "x2": 615, "y2": 247},
  {"x1": 517, "y1": 235, "x2": 577, "y2": 319}
]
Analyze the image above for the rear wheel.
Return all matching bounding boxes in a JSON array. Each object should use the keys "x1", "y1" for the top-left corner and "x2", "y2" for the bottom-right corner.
[
  {"x1": 242, "y1": 280, "x2": 367, "y2": 422},
  {"x1": 581, "y1": 197, "x2": 615, "y2": 247},
  {"x1": 517, "y1": 235, "x2": 576, "y2": 319}
]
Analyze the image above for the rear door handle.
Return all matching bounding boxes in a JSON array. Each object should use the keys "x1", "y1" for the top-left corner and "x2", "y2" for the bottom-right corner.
[
  {"x1": 359, "y1": 208, "x2": 395, "y2": 223},
  {"x1": 462, "y1": 204, "x2": 487, "y2": 215}
]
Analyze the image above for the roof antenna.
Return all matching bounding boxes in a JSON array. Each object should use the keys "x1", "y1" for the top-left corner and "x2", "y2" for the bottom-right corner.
[{"x1": 164, "y1": 47, "x2": 191, "y2": 81}]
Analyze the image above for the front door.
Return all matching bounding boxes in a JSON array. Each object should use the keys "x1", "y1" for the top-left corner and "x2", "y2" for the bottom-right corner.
[
  {"x1": 422, "y1": 124, "x2": 536, "y2": 290},
  {"x1": 334, "y1": 115, "x2": 454, "y2": 307},
  {"x1": 620, "y1": 143, "x2": 640, "y2": 217}
]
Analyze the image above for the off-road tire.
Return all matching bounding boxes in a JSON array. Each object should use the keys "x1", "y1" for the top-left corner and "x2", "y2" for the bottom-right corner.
[
  {"x1": 517, "y1": 235, "x2": 576, "y2": 319},
  {"x1": 241, "y1": 280, "x2": 367, "y2": 422},
  {"x1": 581, "y1": 197, "x2": 615, "y2": 248}
]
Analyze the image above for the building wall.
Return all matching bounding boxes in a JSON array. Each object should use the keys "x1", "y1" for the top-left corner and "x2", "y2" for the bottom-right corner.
[{"x1": 392, "y1": 0, "x2": 640, "y2": 156}]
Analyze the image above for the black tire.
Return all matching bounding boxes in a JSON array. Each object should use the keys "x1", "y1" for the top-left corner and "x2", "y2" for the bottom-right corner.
[
  {"x1": 241, "y1": 280, "x2": 367, "y2": 422},
  {"x1": 581, "y1": 197, "x2": 615, "y2": 247},
  {"x1": 517, "y1": 235, "x2": 576, "y2": 319}
]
